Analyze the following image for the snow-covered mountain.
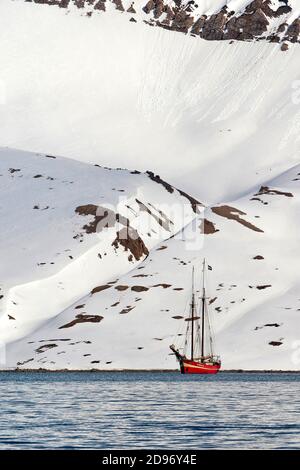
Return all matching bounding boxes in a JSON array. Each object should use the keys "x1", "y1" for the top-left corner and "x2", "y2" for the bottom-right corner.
[
  {"x1": 0, "y1": 0, "x2": 299, "y2": 370},
  {"x1": 0, "y1": 148, "x2": 199, "y2": 341},
  {"x1": 0, "y1": 0, "x2": 299, "y2": 202},
  {"x1": 17, "y1": 0, "x2": 300, "y2": 44},
  {"x1": 1, "y1": 148, "x2": 300, "y2": 370}
]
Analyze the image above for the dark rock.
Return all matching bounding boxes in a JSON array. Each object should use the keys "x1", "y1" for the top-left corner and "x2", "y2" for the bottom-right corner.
[{"x1": 59, "y1": 314, "x2": 103, "y2": 329}]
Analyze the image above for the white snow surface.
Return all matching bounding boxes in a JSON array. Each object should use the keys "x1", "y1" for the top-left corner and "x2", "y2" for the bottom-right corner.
[{"x1": 0, "y1": 1, "x2": 299, "y2": 203}]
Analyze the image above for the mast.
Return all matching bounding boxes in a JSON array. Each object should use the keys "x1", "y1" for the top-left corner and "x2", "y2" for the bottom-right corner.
[
  {"x1": 191, "y1": 266, "x2": 195, "y2": 360},
  {"x1": 201, "y1": 259, "x2": 205, "y2": 359}
]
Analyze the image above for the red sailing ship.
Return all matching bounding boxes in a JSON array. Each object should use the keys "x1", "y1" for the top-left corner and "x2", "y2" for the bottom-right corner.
[{"x1": 170, "y1": 260, "x2": 221, "y2": 375}]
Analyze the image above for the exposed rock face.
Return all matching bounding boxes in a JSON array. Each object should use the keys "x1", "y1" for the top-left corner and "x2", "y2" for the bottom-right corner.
[
  {"x1": 23, "y1": 0, "x2": 299, "y2": 45},
  {"x1": 75, "y1": 203, "x2": 149, "y2": 261},
  {"x1": 59, "y1": 314, "x2": 104, "y2": 329},
  {"x1": 285, "y1": 18, "x2": 300, "y2": 42},
  {"x1": 254, "y1": 186, "x2": 294, "y2": 198},
  {"x1": 211, "y1": 205, "x2": 264, "y2": 233},
  {"x1": 199, "y1": 218, "x2": 219, "y2": 235},
  {"x1": 75, "y1": 204, "x2": 129, "y2": 234},
  {"x1": 112, "y1": 226, "x2": 149, "y2": 261}
]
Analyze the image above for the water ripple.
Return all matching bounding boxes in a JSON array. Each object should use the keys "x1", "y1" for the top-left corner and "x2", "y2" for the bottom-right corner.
[{"x1": 0, "y1": 372, "x2": 299, "y2": 449}]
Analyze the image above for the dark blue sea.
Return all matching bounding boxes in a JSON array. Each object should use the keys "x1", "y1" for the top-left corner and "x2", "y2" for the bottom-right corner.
[{"x1": 0, "y1": 372, "x2": 299, "y2": 449}]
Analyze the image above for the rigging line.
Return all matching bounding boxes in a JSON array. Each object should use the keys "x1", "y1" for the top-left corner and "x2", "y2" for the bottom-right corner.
[
  {"x1": 203, "y1": 258, "x2": 215, "y2": 358},
  {"x1": 205, "y1": 300, "x2": 214, "y2": 357},
  {"x1": 205, "y1": 265, "x2": 218, "y2": 358},
  {"x1": 191, "y1": 265, "x2": 195, "y2": 360},
  {"x1": 201, "y1": 258, "x2": 206, "y2": 358},
  {"x1": 171, "y1": 292, "x2": 190, "y2": 347},
  {"x1": 211, "y1": 311, "x2": 218, "y2": 356}
]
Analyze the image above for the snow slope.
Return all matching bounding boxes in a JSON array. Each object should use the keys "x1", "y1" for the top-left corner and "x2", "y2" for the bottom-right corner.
[
  {"x1": 15, "y1": 0, "x2": 300, "y2": 43},
  {"x1": 1, "y1": 148, "x2": 300, "y2": 370},
  {"x1": 0, "y1": 1, "x2": 299, "y2": 203},
  {"x1": 0, "y1": 148, "x2": 198, "y2": 346}
]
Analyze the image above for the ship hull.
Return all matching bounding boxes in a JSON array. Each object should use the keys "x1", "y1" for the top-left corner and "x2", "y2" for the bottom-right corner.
[{"x1": 181, "y1": 359, "x2": 221, "y2": 375}]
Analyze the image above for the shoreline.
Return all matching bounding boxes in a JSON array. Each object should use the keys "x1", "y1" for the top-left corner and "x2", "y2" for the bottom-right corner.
[{"x1": 0, "y1": 368, "x2": 299, "y2": 373}]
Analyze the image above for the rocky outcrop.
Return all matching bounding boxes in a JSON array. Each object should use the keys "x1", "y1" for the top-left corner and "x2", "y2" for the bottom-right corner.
[
  {"x1": 75, "y1": 203, "x2": 149, "y2": 261},
  {"x1": 75, "y1": 204, "x2": 129, "y2": 234},
  {"x1": 285, "y1": 18, "x2": 300, "y2": 42},
  {"x1": 199, "y1": 218, "x2": 219, "y2": 235},
  {"x1": 112, "y1": 226, "x2": 149, "y2": 261},
  {"x1": 254, "y1": 186, "x2": 294, "y2": 198},
  {"x1": 211, "y1": 205, "x2": 264, "y2": 233},
  {"x1": 59, "y1": 314, "x2": 104, "y2": 329},
  {"x1": 23, "y1": 0, "x2": 299, "y2": 44},
  {"x1": 143, "y1": 0, "x2": 292, "y2": 40}
]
